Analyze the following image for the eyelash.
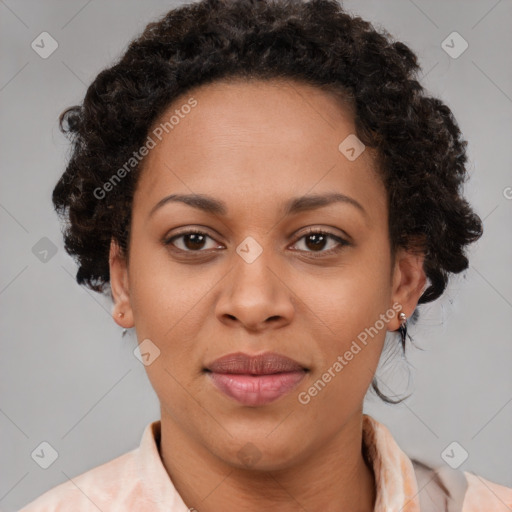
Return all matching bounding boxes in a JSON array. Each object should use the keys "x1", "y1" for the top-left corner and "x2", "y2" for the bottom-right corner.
[{"x1": 163, "y1": 227, "x2": 350, "y2": 258}]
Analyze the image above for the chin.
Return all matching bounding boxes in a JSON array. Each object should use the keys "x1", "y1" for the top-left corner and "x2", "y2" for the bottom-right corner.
[{"x1": 214, "y1": 435, "x2": 305, "y2": 472}]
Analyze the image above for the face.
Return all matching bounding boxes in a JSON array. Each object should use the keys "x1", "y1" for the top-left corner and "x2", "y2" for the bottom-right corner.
[{"x1": 110, "y1": 78, "x2": 426, "y2": 470}]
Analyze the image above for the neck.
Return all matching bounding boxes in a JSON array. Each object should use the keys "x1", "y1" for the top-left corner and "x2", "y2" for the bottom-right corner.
[{"x1": 158, "y1": 410, "x2": 376, "y2": 512}]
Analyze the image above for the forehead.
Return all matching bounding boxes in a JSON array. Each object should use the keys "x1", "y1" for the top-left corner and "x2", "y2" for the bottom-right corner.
[{"x1": 133, "y1": 78, "x2": 385, "y2": 220}]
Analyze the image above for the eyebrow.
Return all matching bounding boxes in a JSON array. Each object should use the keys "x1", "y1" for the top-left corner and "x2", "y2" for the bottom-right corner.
[{"x1": 148, "y1": 192, "x2": 367, "y2": 219}]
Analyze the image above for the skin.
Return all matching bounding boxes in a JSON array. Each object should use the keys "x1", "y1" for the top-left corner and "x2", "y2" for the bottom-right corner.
[{"x1": 110, "y1": 78, "x2": 427, "y2": 512}]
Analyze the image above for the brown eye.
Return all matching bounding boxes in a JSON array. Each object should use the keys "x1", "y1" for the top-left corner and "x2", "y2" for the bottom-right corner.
[
  {"x1": 291, "y1": 229, "x2": 349, "y2": 256},
  {"x1": 165, "y1": 230, "x2": 220, "y2": 252},
  {"x1": 164, "y1": 228, "x2": 349, "y2": 257}
]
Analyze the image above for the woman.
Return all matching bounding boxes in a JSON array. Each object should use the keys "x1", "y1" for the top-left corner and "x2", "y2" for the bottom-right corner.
[{"x1": 20, "y1": 0, "x2": 512, "y2": 510}]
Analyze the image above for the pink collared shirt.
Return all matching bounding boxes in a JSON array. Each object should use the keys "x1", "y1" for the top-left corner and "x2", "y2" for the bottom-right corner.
[{"x1": 20, "y1": 414, "x2": 512, "y2": 511}]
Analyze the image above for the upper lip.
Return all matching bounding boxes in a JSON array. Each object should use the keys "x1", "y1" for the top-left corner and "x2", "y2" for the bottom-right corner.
[{"x1": 205, "y1": 352, "x2": 308, "y2": 375}]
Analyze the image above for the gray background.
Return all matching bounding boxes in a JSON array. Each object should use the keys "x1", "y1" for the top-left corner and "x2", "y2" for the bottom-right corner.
[{"x1": 1, "y1": 0, "x2": 511, "y2": 510}]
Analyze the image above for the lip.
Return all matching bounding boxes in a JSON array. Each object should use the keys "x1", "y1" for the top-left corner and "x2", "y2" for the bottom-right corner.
[
  {"x1": 204, "y1": 352, "x2": 308, "y2": 406},
  {"x1": 205, "y1": 351, "x2": 308, "y2": 374}
]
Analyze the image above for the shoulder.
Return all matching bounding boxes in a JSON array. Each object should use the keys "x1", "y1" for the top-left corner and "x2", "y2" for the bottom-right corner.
[
  {"x1": 19, "y1": 448, "x2": 141, "y2": 512},
  {"x1": 462, "y1": 471, "x2": 512, "y2": 512}
]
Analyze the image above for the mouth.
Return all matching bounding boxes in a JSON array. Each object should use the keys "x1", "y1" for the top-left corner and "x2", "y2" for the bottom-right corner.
[{"x1": 204, "y1": 352, "x2": 309, "y2": 406}]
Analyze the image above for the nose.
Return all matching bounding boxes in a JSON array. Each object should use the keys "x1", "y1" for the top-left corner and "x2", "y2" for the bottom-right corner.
[{"x1": 215, "y1": 245, "x2": 295, "y2": 332}]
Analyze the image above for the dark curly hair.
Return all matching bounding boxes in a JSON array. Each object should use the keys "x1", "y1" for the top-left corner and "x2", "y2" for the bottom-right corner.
[{"x1": 53, "y1": 0, "x2": 483, "y2": 403}]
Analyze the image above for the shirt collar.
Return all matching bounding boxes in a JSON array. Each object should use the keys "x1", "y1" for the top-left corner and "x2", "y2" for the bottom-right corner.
[
  {"x1": 135, "y1": 420, "x2": 189, "y2": 509},
  {"x1": 135, "y1": 414, "x2": 421, "y2": 511},
  {"x1": 362, "y1": 413, "x2": 421, "y2": 511}
]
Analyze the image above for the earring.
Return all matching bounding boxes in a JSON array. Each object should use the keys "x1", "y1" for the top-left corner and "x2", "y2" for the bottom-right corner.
[
  {"x1": 116, "y1": 312, "x2": 128, "y2": 337},
  {"x1": 397, "y1": 310, "x2": 407, "y2": 352}
]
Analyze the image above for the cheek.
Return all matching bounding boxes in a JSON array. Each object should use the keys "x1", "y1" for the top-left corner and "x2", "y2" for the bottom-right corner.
[
  {"x1": 296, "y1": 239, "x2": 391, "y2": 340},
  {"x1": 292, "y1": 235, "x2": 392, "y2": 397},
  {"x1": 128, "y1": 241, "x2": 207, "y2": 336},
  {"x1": 127, "y1": 241, "x2": 218, "y2": 398},
  {"x1": 298, "y1": 288, "x2": 389, "y2": 419}
]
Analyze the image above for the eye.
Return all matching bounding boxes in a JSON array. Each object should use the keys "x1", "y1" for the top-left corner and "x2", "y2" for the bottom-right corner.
[
  {"x1": 163, "y1": 227, "x2": 350, "y2": 256},
  {"x1": 290, "y1": 228, "x2": 350, "y2": 256},
  {"x1": 164, "y1": 229, "x2": 222, "y2": 252}
]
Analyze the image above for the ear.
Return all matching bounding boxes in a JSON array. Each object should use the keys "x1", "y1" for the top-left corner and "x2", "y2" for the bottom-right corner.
[
  {"x1": 109, "y1": 239, "x2": 134, "y2": 329},
  {"x1": 389, "y1": 246, "x2": 427, "y2": 330}
]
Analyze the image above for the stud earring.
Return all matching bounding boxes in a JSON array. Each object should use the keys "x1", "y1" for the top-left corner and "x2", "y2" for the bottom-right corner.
[{"x1": 115, "y1": 311, "x2": 128, "y2": 337}]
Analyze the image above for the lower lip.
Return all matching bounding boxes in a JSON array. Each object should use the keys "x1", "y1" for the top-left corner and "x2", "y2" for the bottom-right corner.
[{"x1": 207, "y1": 371, "x2": 307, "y2": 406}]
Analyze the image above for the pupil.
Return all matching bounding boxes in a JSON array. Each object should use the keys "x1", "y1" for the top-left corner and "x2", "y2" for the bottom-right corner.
[
  {"x1": 186, "y1": 233, "x2": 205, "y2": 250},
  {"x1": 306, "y1": 234, "x2": 326, "y2": 251}
]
